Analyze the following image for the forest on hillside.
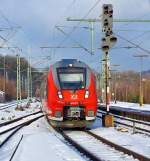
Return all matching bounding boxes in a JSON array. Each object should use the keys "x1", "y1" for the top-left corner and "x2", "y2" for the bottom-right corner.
[
  {"x1": 97, "y1": 71, "x2": 150, "y2": 104},
  {"x1": 0, "y1": 55, "x2": 42, "y2": 101}
]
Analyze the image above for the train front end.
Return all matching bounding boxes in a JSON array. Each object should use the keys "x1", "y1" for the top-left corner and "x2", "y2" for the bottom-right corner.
[{"x1": 44, "y1": 59, "x2": 97, "y2": 128}]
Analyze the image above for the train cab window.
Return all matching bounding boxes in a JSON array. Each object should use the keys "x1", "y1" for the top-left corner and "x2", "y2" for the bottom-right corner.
[{"x1": 57, "y1": 67, "x2": 86, "y2": 90}]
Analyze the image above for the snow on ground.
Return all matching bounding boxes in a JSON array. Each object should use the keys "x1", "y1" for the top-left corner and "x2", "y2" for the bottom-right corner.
[
  {"x1": 111, "y1": 101, "x2": 150, "y2": 111},
  {"x1": 0, "y1": 100, "x2": 41, "y2": 124},
  {"x1": 0, "y1": 136, "x2": 20, "y2": 161},
  {"x1": 0, "y1": 113, "x2": 43, "y2": 133},
  {"x1": 92, "y1": 117, "x2": 150, "y2": 159},
  {"x1": 0, "y1": 129, "x2": 17, "y2": 144},
  {"x1": 114, "y1": 116, "x2": 150, "y2": 132},
  {"x1": 0, "y1": 117, "x2": 86, "y2": 161},
  {"x1": 0, "y1": 100, "x2": 16, "y2": 107},
  {"x1": 0, "y1": 103, "x2": 5, "y2": 106},
  {"x1": 99, "y1": 101, "x2": 150, "y2": 113}
]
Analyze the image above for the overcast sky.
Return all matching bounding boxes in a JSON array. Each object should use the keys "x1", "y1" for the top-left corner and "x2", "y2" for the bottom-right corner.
[{"x1": 0, "y1": 0, "x2": 150, "y2": 72}]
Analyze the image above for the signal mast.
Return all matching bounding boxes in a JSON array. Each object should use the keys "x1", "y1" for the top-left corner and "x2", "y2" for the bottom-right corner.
[{"x1": 101, "y1": 4, "x2": 117, "y2": 127}]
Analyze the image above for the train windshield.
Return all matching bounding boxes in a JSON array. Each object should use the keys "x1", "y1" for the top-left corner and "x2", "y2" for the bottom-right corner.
[{"x1": 57, "y1": 68, "x2": 86, "y2": 90}]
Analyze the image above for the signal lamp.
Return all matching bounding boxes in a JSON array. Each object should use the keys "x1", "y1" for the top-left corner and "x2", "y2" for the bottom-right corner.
[
  {"x1": 106, "y1": 32, "x2": 110, "y2": 37},
  {"x1": 110, "y1": 36, "x2": 117, "y2": 43},
  {"x1": 102, "y1": 45, "x2": 109, "y2": 52},
  {"x1": 104, "y1": 22, "x2": 108, "y2": 26},
  {"x1": 106, "y1": 30, "x2": 112, "y2": 36},
  {"x1": 102, "y1": 38, "x2": 106, "y2": 42},
  {"x1": 104, "y1": 6, "x2": 108, "y2": 10}
]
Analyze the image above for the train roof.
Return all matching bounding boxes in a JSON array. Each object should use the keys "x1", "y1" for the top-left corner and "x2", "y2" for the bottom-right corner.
[{"x1": 51, "y1": 59, "x2": 91, "y2": 69}]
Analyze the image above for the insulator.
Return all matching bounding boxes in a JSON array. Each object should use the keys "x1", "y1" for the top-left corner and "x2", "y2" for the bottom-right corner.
[
  {"x1": 106, "y1": 32, "x2": 110, "y2": 37},
  {"x1": 104, "y1": 6, "x2": 108, "y2": 10},
  {"x1": 104, "y1": 22, "x2": 108, "y2": 26}
]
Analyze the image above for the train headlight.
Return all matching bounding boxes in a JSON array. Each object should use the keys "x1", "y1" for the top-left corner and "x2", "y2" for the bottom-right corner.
[
  {"x1": 85, "y1": 90, "x2": 89, "y2": 99},
  {"x1": 58, "y1": 91, "x2": 63, "y2": 99}
]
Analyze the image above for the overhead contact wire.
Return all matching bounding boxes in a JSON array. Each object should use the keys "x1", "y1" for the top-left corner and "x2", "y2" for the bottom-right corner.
[{"x1": 58, "y1": 0, "x2": 102, "y2": 46}]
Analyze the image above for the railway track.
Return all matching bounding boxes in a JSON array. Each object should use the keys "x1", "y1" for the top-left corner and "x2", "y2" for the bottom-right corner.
[
  {"x1": 0, "y1": 100, "x2": 27, "y2": 111},
  {"x1": 0, "y1": 102, "x2": 19, "y2": 111},
  {"x1": 9, "y1": 135, "x2": 23, "y2": 161},
  {"x1": 0, "y1": 115, "x2": 43, "y2": 148},
  {"x1": 97, "y1": 110, "x2": 150, "y2": 136},
  {"x1": 0, "y1": 113, "x2": 44, "y2": 160},
  {"x1": 0, "y1": 110, "x2": 42, "y2": 127},
  {"x1": 55, "y1": 128, "x2": 150, "y2": 161},
  {"x1": 0, "y1": 111, "x2": 43, "y2": 135},
  {"x1": 0, "y1": 114, "x2": 44, "y2": 161}
]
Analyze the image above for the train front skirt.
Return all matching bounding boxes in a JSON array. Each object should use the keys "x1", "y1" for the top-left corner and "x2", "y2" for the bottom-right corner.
[{"x1": 49, "y1": 119, "x2": 95, "y2": 128}]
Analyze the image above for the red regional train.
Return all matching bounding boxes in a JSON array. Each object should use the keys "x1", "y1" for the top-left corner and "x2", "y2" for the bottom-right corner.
[{"x1": 41, "y1": 59, "x2": 97, "y2": 128}]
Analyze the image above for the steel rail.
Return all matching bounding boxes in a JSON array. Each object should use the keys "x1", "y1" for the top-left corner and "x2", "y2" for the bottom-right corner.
[
  {"x1": 115, "y1": 120, "x2": 150, "y2": 134},
  {"x1": 0, "y1": 126, "x2": 24, "y2": 148},
  {"x1": 86, "y1": 130, "x2": 150, "y2": 161},
  {"x1": 0, "y1": 103, "x2": 18, "y2": 110},
  {"x1": 0, "y1": 115, "x2": 44, "y2": 148},
  {"x1": 0, "y1": 110, "x2": 42, "y2": 127},
  {"x1": 9, "y1": 135, "x2": 23, "y2": 161},
  {"x1": 0, "y1": 99, "x2": 27, "y2": 108},
  {"x1": 0, "y1": 100, "x2": 27, "y2": 111},
  {"x1": 0, "y1": 114, "x2": 44, "y2": 135},
  {"x1": 0, "y1": 102, "x2": 16, "y2": 108},
  {"x1": 56, "y1": 128, "x2": 102, "y2": 161}
]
